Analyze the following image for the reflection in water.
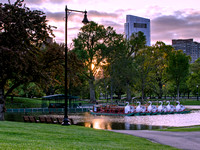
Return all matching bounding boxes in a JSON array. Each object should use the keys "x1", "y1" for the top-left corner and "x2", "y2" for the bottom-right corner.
[
  {"x1": 91, "y1": 119, "x2": 112, "y2": 130},
  {"x1": 76, "y1": 121, "x2": 164, "y2": 130},
  {"x1": 74, "y1": 113, "x2": 166, "y2": 130}
]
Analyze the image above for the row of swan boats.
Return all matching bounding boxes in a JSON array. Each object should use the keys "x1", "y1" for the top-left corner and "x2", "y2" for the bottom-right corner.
[{"x1": 90, "y1": 101, "x2": 191, "y2": 116}]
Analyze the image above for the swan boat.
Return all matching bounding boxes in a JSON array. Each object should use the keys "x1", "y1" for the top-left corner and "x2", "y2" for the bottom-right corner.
[{"x1": 90, "y1": 101, "x2": 191, "y2": 116}]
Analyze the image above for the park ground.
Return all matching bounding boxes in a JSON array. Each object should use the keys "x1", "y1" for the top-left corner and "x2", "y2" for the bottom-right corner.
[
  {"x1": 2, "y1": 97, "x2": 200, "y2": 149},
  {"x1": 0, "y1": 121, "x2": 179, "y2": 150}
]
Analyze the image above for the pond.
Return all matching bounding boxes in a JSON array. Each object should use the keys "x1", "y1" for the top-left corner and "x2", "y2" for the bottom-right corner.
[{"x1": 5, "y1": 106, "x2": 200, "y2": 130}]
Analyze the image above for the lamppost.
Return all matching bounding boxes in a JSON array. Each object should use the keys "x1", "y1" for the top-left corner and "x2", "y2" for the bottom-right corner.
[
  {"x1": 197, "y1": 85, "x2": 199, "y2": 101},
  {"x1": 62, "y1": 6, "x2": 89, "y2": 125}
]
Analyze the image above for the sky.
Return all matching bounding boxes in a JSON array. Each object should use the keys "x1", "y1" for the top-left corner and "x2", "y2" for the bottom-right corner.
[{"x1": 2, "y1": 0, "x2": 200, "y2": 46}]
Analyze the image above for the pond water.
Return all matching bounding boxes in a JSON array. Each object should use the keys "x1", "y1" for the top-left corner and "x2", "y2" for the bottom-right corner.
[
  {"x1": 68, "y1": 110, "x2": 200, "y2": 130},
  {"x1": 5, "y1": 106, "x2": 200, "y2": 130}
]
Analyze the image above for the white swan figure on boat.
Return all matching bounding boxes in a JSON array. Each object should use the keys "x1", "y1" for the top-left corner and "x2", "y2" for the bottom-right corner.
[
  {"x1": 136, "y1": 102, "x2": 141, "y2": 112},
  {"x1": 166, "y1": 101, "x2": 175, "y2": 112},
  {"x1": 147, "y1": 101, "x2": 152, "y2": 112},
  {"x1": 124, "y1": 102, "x2": 131, "y2": 114},
  {"x1": 180, "y1": 104, "x2": 186, "y2": 111},
  {"x1": 158, "y1": 101, "x2": 163, "y2": 112},
  {"x1": 147, "y1": 101, "x2": 157, "y2": 112},
  {"x1": 176, "y1": 101, "x2": 181, "y2": 112},
  {"x1": 152, "y1": 104, "x2": 157, "y2": 113},
  {"x1": 158, "y1": 101, "x2": 167, "y2": 112},
  {"x1": 130, "y1": 105, "x2": 135, "y2": 113},
  {"x1": 136, "y1": 102, "x2": 146, "y2": 113},
  {"x1": 176, "y1": 101, "x2": 185, "y2": 112}
]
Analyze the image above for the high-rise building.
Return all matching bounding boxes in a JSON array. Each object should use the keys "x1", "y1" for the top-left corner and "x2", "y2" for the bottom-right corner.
[
  {"x1": 124, "y1": 15, "x2": 151, "y2": 46},
  {"x1": 172, "y1": 39, "x2": 200, "y2": 63}
]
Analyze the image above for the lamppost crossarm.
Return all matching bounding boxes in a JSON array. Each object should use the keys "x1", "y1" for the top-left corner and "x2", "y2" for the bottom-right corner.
[{"x1": 66, "y1": 8, "x2": 86, "y2": 13}]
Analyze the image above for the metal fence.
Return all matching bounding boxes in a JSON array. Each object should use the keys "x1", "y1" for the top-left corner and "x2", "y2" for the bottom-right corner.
[{"x1": 6, "y1": 107, "x2": 92, "y2": 113}]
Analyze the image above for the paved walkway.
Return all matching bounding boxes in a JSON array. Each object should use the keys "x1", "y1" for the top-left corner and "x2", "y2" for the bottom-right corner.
[{"x1": 111, "y1": 130, "x2": 200, "y2": 150}]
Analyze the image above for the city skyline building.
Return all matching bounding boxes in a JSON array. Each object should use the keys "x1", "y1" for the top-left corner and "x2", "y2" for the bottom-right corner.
[
  {"x1": 172, "y1": 39, "x2": 200, "y2": 63},
  {"x1": 124, "y1": 15, "x2": 151, "y2": 46}
]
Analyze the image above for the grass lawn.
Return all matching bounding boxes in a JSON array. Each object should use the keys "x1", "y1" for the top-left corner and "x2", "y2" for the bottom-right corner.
[
  {"x1": 6, "y1": 97, "x2": 45, "y2": 108},
  {"x1": 159, "y1": 125, "x2": 200, "y2": 132},
  {"x1": 179, "y1": 100, "x2": 200, "y2": 105},
  {"x1": 5, "y1": 97, "x2": 90, "y2": 108},
  {"x1": 0, "y1": 121, "x2": 177, "y2": 150}
]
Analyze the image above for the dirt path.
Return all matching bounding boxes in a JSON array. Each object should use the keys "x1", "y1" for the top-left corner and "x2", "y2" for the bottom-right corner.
[{"x1": 111, "y1": 130, "x2": 200, "y2": 150}]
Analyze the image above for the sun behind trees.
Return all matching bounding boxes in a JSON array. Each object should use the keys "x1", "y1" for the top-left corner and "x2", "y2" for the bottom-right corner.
[{"x1": 72, "y1": 21, "x2": 124, "y2": 103}]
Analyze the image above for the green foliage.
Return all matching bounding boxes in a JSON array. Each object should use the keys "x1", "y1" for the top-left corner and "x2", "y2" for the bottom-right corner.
[
  {"x1": 149, "y1": 42, "x2": 174, "y2": 98},
  {"x1": 166, "y1": 50, "x2": 190, "y2": 100},
  {"x1": 133, "y1": 47, "x2": 155, "y2": 102},
  {"x1": 73, "y1": 21, "x2": 124, "y2": 102},
  {"x1": 14, "y1": 83, "x2": 44, "y2": 98},
  {"x1": 187, "y1": 58, "x2": 200, "y2": 95},
  {"x1": 0, "y1": 0, "x2": 60, "y2": 100},
  {"x1": 167, "y1": 50, "x2": 190, "y2": 83},
  {"x1": 0, "y1": 121, "x2": 177, "y2": 149},
  {"x1": 128, "y1": 31, "x2": 147, "y2": 57}
]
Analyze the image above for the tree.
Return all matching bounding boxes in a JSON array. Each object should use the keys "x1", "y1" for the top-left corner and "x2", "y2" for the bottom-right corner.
[
  {"x1": 125, "y1": 31, "x2": 147, "y2": 101},
  {"x1": 72, "y1": 21, "x2": 120, "y2": 102},
  {"x1": 187, "y1": 58, "x2": 200, "y2": 97},
  {"x1": 0, "y1": 0, "x2": 54, "y2": 120},
  {"x1": 150, "y1": 41, "x2": 174, "y2": 99},
  {"x1": 107, "y1": 31, "x2": 147, "y2": 102},
  {"x1": 103, "y1": 32, "x2": 127, "y2": 102},
  {"x1": 133, "y1": 47, "x2": 155, "y2": 103},
  {"x1": 166, "y1": 50, "x2": 190, "y2": 100}
]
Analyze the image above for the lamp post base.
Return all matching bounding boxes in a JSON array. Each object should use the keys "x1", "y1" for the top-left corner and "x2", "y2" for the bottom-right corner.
[{"x1": 62, "y1": 117, "x2": 71, "y2": 125}]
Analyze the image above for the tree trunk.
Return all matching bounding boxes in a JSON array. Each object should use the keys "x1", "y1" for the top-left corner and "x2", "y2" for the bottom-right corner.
[
  {"x1": 177, "y1": 84, "x2": 180, "y2": 101},
  {"x1": 126, "y1": 83, "x2": 131, "y2": 102},
  {"x1": 0, "y1": 88, "x2": 5, "y2": 121},
  {"x1": 110, "y1": 82, "x2": 113, "y2": 104},
  {"x1": 158, "y1": 82, "x2": 163, "y2": 99},
  {"x1": 89, "y1": 78, "x2": 96, "y2": 103},
  {"x1": 0, "y1": 104, "x2": 5, "y2": 121}
]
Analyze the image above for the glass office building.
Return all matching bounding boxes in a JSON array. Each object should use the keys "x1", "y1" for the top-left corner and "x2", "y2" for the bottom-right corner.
[{"x1": 124, "y1": 15, "x2": 151, "y2": 46}]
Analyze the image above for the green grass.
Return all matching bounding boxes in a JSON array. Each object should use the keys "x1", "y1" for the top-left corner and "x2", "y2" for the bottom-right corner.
[
  {"x1": 0, "y1": 121, "x2": 177, "y2": 150},
  {"x1": 178, "y1": 100, "x2": 200, "y2": 105},
  {"x1": 158, "y1": 125, "x2": 200, "y2": 132},
  {"x1": 5, "y1": 97, "x2": 90, "y2": 108},
  {"x1": 6, "y1": 97, "x2": 46, "y2": 108}
]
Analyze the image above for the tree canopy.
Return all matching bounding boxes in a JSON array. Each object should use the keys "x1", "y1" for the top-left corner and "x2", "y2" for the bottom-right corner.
[
  {"x1": 0, "y1": 0, "x2": 56, "y2": 101},
  {"x1": 166, "y1": 50, "x2": 190, "y2": 100},
  {"x1": 72, "y1": 21, "x2": 122, "y2": 102}
]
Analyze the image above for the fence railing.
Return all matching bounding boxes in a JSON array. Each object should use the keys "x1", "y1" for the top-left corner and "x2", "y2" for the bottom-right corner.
[{"x1": 6, "y1": 107, "x2": 92, "y2": 113}]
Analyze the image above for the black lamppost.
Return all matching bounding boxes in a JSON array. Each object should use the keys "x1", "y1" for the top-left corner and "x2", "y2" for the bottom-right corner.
[
  {"x1": 197, "y1": 85, "x2": 199, "y2": 101},
  {"x1": 62, "y1": 6, "x2": 89, "y2": 125}
]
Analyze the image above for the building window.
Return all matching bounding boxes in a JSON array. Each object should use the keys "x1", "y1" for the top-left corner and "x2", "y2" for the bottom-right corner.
[{"x1": 134, "y1": 23, "x2": 147, "y2": 28}]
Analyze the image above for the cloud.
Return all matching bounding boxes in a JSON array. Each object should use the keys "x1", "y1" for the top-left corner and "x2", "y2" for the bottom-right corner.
[
  {"x1": 24, "y1": 0, "x2": 70, "y2": 5},
  {"x1": 88, "y1": 10, "x2": 119, "y2": 18},
  {"x1": 151, "y1": 10, "x2": 200, "y2": 44},
  {"x1": 100, "y1": 20, "x2": 123, "y2": 33},
  {"x1": 46, "y1": 11, "x2": 64, "y2": 22}
]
